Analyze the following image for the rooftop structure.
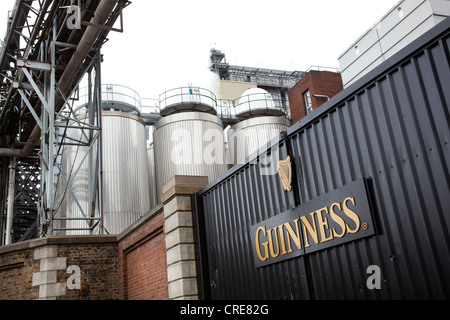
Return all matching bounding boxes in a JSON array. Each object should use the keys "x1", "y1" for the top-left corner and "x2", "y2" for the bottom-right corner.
[
  {"x1": 210, "y1": 48, "x2": 305, "y2": 119},
  {"x1": 210, "y1": 48, "x2": 304, "y2": 88},
  {"x1": 338, "y1": 0, "x2": 450, "y2": 87}
]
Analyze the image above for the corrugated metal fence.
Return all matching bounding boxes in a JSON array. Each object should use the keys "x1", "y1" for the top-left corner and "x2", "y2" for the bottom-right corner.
[{"x1": 194, "y1": 17, "x2": 450, "y2": 300}]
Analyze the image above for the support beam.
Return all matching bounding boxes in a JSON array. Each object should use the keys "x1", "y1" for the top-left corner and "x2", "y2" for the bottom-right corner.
[
  {"x1": 17, "y1": 89, "x2": 42, "y2": 129},
  {"x1": 17, "y1": 60, "x2": 51, "y2": 72},
  {"x1": 0, "y1": 0, "x2": 126, "y2": 242}
]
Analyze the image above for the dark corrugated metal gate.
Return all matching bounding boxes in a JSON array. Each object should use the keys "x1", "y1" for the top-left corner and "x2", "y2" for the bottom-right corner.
[{"x1": 194, "y1": 18, "x2": 450, "y2": 300}]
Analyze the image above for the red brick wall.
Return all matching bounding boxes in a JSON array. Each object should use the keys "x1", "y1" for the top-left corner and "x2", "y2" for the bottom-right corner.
[
  {"x1": 288, "y1": 70, "x2": 343, "y2": 124},
  {"x1": 118, "y1": 207, "x2": 168, "y2": 300}
]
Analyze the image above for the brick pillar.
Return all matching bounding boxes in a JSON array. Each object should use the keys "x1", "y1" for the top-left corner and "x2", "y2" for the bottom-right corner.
[{"x1": 162, "y1": 175, "x2": 208, "y2": 300}]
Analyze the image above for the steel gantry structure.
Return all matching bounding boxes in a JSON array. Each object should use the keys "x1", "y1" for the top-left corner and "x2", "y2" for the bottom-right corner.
[{"x1": 0, "y1": 0, "x2": 130, "y2": 245}]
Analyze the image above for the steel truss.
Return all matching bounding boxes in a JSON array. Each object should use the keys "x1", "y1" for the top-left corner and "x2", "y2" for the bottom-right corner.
[{"x1": 0, "y1": 0, "x2": 129, "y2": 244}]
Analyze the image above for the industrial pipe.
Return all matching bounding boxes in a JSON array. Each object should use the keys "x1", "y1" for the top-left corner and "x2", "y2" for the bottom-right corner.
[
  {"x1": 0, "y1": 0, "x2": 120, "y2": 158},
  {"x1": 313, "y1": 94, "x2": 330, "y2": 101},
  {"x1": 0, "y1": 126, "x2": 40, "y2": 157},
  {"x1": 57, "y1": 0, "x2": 119, "y2": 100}
]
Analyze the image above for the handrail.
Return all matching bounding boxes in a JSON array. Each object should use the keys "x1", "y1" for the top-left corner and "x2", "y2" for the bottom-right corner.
[
  {"x1": 234, "y1": 92, "x2": 275, "y2": 114},
  {"x1": 141, "y1": 98, "x2": 160, "y2": 114},
  {"x1": 72, "y1": 85, "x2": 290, "y2": 120},
  {"x1": 103, "y1": 84, "x2": 141, "y2": 107},
  {"x1": 305, "y1": 65, "x2": 341, "y2": 73},
  {"x1": 158, "y1": 87, "x2": 217, "y2": 111},
  {"x1": 217, "y1": 93, "x2": 289, "y2": 119},
  {"x1": 74, "y1": 84, "x2": 142, "y2": 114}
]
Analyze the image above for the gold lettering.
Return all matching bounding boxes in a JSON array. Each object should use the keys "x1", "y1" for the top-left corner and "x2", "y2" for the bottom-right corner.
[
  {"x1": 316, "y1": 207, "x2": 333, "y2": 243},
  {"x1": 343, "y1": 197, "x2": 360, "y2": 234},
  {"x1": 300, "y1": 212, "x2": 319, "y2": 247},
  {"x1": 278, "y1": 225, "x2": 288, "y2": 255},
  {"x1": 284, "y1": 219, "x2": 302, "y2": 252},
  {"x1": 256, "y1": 195, "x2": 364, "y2": 263},
  {"x1": 329, "y1": 202, "x2": 346, "y2": 238},
  {"x1": 255, "y1": 226, "x2": 270, "y2": 261},
  {"x1": 268, "y1": 228, "x2": 280, "y2": 258}
]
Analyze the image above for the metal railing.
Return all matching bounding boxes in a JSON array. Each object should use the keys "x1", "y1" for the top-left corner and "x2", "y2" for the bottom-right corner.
[
  {"x1": 141, "y1": 98, "x2": 160, "y2": 114},
  {"x1": 217, "y1": 93, "x2": 290, "y2": 119},
  {"x1": 72, "y1": 85, "x2": 291, "y2": 121},
  {"x1": 74, "y1": 84, "x2": 142, "y2": 114},
  {"x1": 234, "y1": 92, "x2": 276, "y2": 115},
  {"x1": 305, "y1": 65, "x2": 341, "y2": 73},
  {"x1": 158, "y1": 87, "x2": 217, "y2": 112},
  {"x1": 216, "y1": 99, "x2": 236, "y2": 119}
]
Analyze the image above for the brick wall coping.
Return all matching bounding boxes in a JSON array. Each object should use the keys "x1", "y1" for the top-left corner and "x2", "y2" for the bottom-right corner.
[
  {"x1": 0, "y1": 204, "x2": 167, "y2": 255},
  {"x1": 0, "y1": 234, "x2": 118, "y2": 255}
]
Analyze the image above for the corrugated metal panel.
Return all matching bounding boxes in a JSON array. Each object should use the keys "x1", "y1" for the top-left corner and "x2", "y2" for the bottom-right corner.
[
  {"x1": 199, "y1": 142, "x2": 307, "y2": 300},
  {"x1": 196, "y1": 18, "x2": 450, "y2": 300},
  {"x1": 153, "y1": 112, "x2": 227, "y2": 203}
]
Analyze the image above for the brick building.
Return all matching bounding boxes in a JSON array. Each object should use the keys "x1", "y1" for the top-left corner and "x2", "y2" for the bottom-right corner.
[
  {"x1": 0, "y1": 235, "x2": 118, "y2": 300},
  {"x1": 288, "y1": 69, "x2": 343, "y2": 124},
  {"x1": 0, "y1": 175, "x2": 207, "y2": 300}
]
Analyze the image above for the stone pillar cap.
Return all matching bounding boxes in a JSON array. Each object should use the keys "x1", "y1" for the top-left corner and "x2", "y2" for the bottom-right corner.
[{"x1": 161, "y1": 175, "x2": 209, "y2": 204}]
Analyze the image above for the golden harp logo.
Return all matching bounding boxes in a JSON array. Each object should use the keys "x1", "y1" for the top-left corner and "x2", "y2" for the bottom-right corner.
[{"x1": 277, "y1": 156, "x2": 292, "y2": 191}]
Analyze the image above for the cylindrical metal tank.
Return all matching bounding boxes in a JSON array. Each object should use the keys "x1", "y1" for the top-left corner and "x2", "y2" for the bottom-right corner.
[
  {"x1": 145, "y1": 123, "x2": 158, "y2": 210},
  {"x1": 226, "y1": 88, "x2": 290, "y2": 165},
  {"x1": 147, "y1": 143, "x2": 157, "y2": 210},
  {"x1": 227, "y1": 116, "x2": 290, "y2": 165},
  {"x1": 153, "y1": 112, "x2": 227, "y2": 202},
  {"x1": 62, "y1": 111, "x2": 150, "y2": 235}
]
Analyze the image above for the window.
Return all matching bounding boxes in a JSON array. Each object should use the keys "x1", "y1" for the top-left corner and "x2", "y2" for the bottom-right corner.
[{"x1": 304, "y1": 90, "x2": 313, "y2": 114}]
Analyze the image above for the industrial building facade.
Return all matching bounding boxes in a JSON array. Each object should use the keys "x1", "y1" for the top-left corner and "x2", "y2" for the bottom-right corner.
[
  {"x1": 1, "y1": 15, "x2": 449, "y2": 301},
  {"x1": 193, "y1": 17, "x2": 450, "y2": 299},
  {"x1": 288, "y1": 68, "x2": 343, "y2": 124},
  {"x1": 0, "y1": 0, "x2": 449, "y2": 301},
  {"x1": 338, "y1": 0, "x2": 450, "y2": 87}
]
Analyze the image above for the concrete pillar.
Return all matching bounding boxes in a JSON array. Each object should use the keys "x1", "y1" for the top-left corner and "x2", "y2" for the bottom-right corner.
[{"x1": 162, "y1": 175, "x2": 208, "y2": 300}]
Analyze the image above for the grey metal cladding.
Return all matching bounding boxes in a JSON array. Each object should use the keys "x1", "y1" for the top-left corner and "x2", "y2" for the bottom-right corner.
[{"x1": 196, "y1": 18, "x2": 450, "y2": 300}]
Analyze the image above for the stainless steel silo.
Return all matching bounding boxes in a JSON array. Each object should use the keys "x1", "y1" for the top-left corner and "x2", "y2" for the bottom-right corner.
[
  {"x1": 62, "y1": 111, "x2": 150, "y2": 234},
  {"x1": 226, "y1": 88, "x2": 290, "y2": 165},
  {"x1": 147, "y1": 141, "x2": 157, "y2": 210},
  {"x1": 102, "y1": 111, "x2": 150, "y2": 233},
  {"x1": 153, "y1": 111, "x2": 227, "y2": 203},
  {"x1": 227, "y1": 116, "x2": 290, "y2": 165}
]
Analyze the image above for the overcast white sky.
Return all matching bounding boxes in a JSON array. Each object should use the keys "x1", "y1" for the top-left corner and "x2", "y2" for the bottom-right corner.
[{"x1": 1, "y1": 0, "x2": 400, "y2": 99}]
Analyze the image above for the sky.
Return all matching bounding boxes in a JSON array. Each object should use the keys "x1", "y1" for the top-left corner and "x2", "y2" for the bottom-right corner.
[{"x1": 0, "y1": 0, "x2": 400, "y2": 100}]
